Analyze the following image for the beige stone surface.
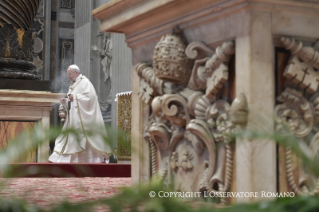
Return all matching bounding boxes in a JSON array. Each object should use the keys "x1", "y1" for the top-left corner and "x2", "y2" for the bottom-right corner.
[
  {"x1": 131, "y1": 67, "x2": 150, "y2": 184},
  {"x1": 235, "y1": 10, "x2": 276, "y2": 202},
  {"x1": 0, "y1": 89, "x2": 65, "y2": 162}
]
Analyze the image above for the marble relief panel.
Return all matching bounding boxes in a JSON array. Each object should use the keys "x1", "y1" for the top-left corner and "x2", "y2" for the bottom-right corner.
[
  {"x1": 276, "y1": 37, "x2": 319, "y2": 196},
  {"x1": 135, "y1": 28, "x2": 246, "y2": 204}
]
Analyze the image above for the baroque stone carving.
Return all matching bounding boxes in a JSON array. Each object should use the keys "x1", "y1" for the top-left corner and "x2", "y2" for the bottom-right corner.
[
  {"x1": 136, "y1": 28, "x2": 238, "y2": 203},
  {"x1": 276, "y1": 36, "x2": 319, "y2": 195},
  {"x1": 153, "y1": 28, "x2": 192, "y2": 85},
  {"x1": 281, "y1": 37, "x2": 319, "y2": 94}
]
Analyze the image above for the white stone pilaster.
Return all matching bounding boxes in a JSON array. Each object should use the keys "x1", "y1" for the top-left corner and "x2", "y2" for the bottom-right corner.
[
  {"x1": 131, "y1": 66, "x2": 150, "y2": 183},
  {"x1": 235, "y1": 10, "x2": 276, "y2": 203}
]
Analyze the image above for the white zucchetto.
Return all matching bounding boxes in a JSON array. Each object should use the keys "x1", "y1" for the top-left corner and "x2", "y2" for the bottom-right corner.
[{"x1": 69, "y1": 64, "x2": 80, "y2": 72}]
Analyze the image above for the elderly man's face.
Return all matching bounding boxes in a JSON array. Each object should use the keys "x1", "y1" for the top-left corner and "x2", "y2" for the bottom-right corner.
[{"x1": 67, "y1": 68, "x2": 79, "y2": 82}]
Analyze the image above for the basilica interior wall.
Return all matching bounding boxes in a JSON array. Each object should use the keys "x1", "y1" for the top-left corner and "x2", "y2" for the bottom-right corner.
[{"x1": 0, "y1": 0, "x2": 132, "y2": 159}]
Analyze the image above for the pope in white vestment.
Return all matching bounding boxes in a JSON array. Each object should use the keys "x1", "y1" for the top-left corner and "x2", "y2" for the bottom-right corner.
[{"x1": 49, "y1": 64, "x2": 111, "y2": 163}]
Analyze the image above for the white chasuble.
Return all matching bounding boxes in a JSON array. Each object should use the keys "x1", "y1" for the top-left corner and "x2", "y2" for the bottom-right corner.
[{"x1": 52, "y1": 75, "x2": 111, "y2": 157}]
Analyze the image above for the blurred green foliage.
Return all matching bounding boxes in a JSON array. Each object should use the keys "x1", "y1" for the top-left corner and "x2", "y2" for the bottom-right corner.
[{"x1": 0, "y1": 122, "x2": 319, "y2": 211}]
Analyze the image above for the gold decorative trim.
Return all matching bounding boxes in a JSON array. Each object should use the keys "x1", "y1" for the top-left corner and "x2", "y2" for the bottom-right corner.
[
  {"x1": 117, "y1": 93, "x2": 132, "y2": 160},
  {"x1": 119, "y1": 156, "x2": 131, "y2": 160},
  {"x1": 69, "y1": 76, "x2": 85, "y2": 91},
  {"x1": 60, "y1": 134, "x2": 69, "y2": 154}
]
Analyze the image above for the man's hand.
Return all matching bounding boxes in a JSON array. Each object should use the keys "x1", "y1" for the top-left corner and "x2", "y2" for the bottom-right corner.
[{"x1": 68, "y1": 94, "x2": 74, "y2": 102}]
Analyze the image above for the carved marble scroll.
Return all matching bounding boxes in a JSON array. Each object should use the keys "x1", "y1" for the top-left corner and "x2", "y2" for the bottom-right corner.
[
  {"x1": 136, "y1": 28, "x2": 240, "y2": 203},
  {"x1": 276, "y1": 37, "x2": 319, "y2": 195}
]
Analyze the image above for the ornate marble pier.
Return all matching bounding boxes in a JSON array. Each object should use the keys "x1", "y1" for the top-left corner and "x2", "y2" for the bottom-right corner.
[{"x1": 93, "y1": 0, "x2": 319, "y2": 203}]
